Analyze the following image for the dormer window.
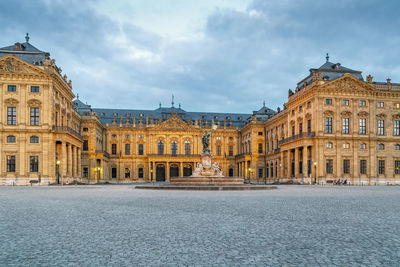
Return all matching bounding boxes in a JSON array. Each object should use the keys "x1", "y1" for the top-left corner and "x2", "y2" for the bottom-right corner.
[
  {"x1": 113, "y1": 112, "x2": 118, "y2": 117},
  {"x1": 139, "y1": 113, "x2": 144, "y2": 117},
  {"x1": 202, "y1": 115, "x2": 206, "y2": 119},
  {"x1": 214, "y1": 116, "x2": 218, "y2": 120},
  {"x1": 238, "y1": 116, "x2": 242, "y2": 121},
  {"x1": 226, "y1": 116, "x2": 231, "y2": 120}
]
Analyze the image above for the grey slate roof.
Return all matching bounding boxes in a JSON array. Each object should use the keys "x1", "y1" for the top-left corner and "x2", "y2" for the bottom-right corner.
[
  {"x1": 297, "y1": 60, "x2": 364, "y2": 89},
  {"x1": 0, "y1": 42, "x2": 50, "y2": 65},
  {"x1": 73, "y1": 99, "x2": 273, "y2": 127}
]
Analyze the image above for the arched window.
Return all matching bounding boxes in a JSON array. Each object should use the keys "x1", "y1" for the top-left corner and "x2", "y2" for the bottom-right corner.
[
  {"x1": 30, "y1": 136, "x2": 39, "y2": 143},
  {"x1": 7, "y1": 135, "x2": 16, "y2": 143},
  {"x1": 184, "y1": 141, "x2": 191, "y2": 155},
  {"x1": 158, "y1": 141, "x2": 164, "y2": 155},
  {"x1": 171, "y1": 141, "x2": 177, "y2": 156}
]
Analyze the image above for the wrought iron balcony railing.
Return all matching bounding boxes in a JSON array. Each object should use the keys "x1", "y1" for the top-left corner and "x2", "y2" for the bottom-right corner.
[
  {"x1": 278, "y1": 132, "x2": 315, "y2": 145},
  {"x1": 52, "y1": 126, "x2": 83, "y2": 140}
]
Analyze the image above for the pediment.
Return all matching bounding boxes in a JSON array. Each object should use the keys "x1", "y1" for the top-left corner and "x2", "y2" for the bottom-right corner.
[
  {"x1": 322, "y1": 73, "x2": 375, "y2": 92},
  {"x1": 0, "y1": 55, "x2": 45, "y2": 75},
  {"x1": 153, "y1": 113, "x2": 196, "y2": 131}
]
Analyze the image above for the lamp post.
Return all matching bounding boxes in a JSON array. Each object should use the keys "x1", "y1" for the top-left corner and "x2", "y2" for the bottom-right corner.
[
  {"x1": 97, "y1": 167, "x2": 101, "y2": 183},
  {"x1": 313, "y1": 161, "x2": 317, "y2": 185},
  {"x1": 56, "y1": 160, "x2": 60, "y2": 185}
]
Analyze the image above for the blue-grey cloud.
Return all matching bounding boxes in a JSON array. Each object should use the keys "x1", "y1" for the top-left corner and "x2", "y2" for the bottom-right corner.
[{"x1": 0, "y1": 0, "x2": 399, "y2": 113}]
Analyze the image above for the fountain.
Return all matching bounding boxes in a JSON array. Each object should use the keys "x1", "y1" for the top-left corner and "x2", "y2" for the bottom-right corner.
[{"x1": 170, "y1": 130, "x2": 244, "y2": 185}]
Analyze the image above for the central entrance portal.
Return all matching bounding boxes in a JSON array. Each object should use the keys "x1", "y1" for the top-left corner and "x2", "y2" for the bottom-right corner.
[
  {"x1": 170, "y1": 164, "x2": 179, "y2": 178},
  {"x1": 156, "y1": 164, "x2": 165, "y2": 181},
  {"x1": 183, "y1": 164, "x2": 192, "y2": 176}
]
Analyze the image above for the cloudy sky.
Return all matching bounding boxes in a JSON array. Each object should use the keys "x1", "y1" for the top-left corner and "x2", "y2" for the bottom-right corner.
[{"x1": 1, "y1": 0, "x2": 399, "y2": 113}]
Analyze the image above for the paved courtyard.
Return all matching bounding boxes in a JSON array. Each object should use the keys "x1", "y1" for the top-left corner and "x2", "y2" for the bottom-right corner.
[{"x1": 0, "y1": 185, "x2": 399, "y2": 266}]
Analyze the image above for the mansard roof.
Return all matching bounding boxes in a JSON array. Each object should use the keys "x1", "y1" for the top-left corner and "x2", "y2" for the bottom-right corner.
[
  {"x1": 0, "y1": 41, "x2": 49, "y2": 66},
  {"x1": 297, "y1": 59, "x2": 363, "y2": 89},
  {"x1": 73, "y1": 99, "x2": 274, "y2": 127}
]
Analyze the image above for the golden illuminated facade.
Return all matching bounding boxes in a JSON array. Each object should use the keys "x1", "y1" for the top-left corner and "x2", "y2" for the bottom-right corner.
[{"x1": 1, "y1": 38, "x2": 400, "y2": 185}]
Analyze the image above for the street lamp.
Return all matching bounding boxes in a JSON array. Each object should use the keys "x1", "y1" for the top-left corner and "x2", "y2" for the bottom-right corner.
[
  {"x1": 313, "y1": 161, "x2": 317, "y2": 185},
  {"x1": 97, "y1": 167, "x2": 101, "y2": 182},
  {"x1": 56, "y1": 160, "x2": 60, "y2": 185}
]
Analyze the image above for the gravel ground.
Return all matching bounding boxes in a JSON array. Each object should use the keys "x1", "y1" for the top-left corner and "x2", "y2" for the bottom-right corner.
[{"x1": 0, "y1": 185, "x2": 399, "y2": 266}]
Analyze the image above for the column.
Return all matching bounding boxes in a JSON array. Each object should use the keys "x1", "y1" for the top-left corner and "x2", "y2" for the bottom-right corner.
[
  {"x1": 61, "y1": 142, "x2": 67, "y2": 177},
  {"x1": 179, "y1": 162, "x2": 183, "y2": 177},
  {"x1": 294, "y1": 148, "x2": 299, "y2": 179},
  {"x1": 287, "y1": 150, "x2": 291, "y2": 178},
  {"x1": 77, "y1": 147, "x2": 81, "y2": 177},
  {"x1": 244, "y1": 161, "x2": 248, "y2": 179},
  {"x1": 67, "y1": 144, "x2": 72, "y2": 178},
  {"x1": 72, "y1": 145, "x2": 77, "y2": 177},
  {"x1": 166, "y1": 162, "x2": 170, "y2": 181},
  {"x1": 148, "y1": 161, "x2": 151, "y2": 181},
  {"x1": 302, "y1": 147, "x2": 308, "y2": 180},
  {"x1": 280, "y1": 152, "x2": 284, "y2": 179}
]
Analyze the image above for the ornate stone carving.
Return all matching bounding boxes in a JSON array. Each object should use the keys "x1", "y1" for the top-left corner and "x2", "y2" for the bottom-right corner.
[
  {"x1": 27, "y1": 99, "x2": 41, "y2": 107},
  {"x1": 324, "y1": 73, "x2": 373, "y2": 91},
  {"x1": 376, "y1": 113, "x2": 386, "y2": 119},
  {"x1": 323, "y1": 110, "x2": 334, "y2": 116},
  {"x1": 0, "y1": 58, "x2": 29, "y2": 73},
  {"x1": 358, "y1": 111, "x2": 369, "y2": 117},
  {"x1": 392, "y1": 113, "x2": 400, "y2": 119},
  {"x1": 340, "y1": 111, "x2": 352, "y2": 116},
  {"x1": 153, "y1": 113, "x2": 195, "y2": 131},
  {"x1": 366, "y1": 75, "x2": 373, "y2": 83},
  {"x1": 4, "y1": 98, "x2": 19, "y2": 105}
]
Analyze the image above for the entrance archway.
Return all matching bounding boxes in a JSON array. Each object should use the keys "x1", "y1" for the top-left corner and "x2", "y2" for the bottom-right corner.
[
  {"x1": 183, "y1": 164, "x2": 192, "y2": 176},
  {"x1": 170, "y1": 164, "x2": 179, "y2": 178},
  {"x1": 156, "y1": 164, "x2": 165, "y2": 181}
]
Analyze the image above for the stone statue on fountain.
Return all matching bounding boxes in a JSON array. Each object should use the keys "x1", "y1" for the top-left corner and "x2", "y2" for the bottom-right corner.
[{"x1": 191, "y1": 130, "x2": 224, "y2": 177}]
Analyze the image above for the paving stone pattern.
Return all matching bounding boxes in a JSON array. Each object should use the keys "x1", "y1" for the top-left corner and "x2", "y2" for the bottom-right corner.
[{"x1": 0, "y1": 185, "x2": 399, "y2": 266}]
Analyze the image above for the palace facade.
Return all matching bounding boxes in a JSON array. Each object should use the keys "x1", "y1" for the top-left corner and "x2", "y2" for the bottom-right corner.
[{"x1": 1, "y1": 37, "x2": 400, "y2": 185}]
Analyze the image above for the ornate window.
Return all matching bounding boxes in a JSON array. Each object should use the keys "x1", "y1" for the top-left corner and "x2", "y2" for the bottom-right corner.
[
  {"x1": 342, "y1": 99, "x2": 349, "y2": 106},
  {"x1": 325, "y1": 99, "x2": 332, "y2": 105},
  {"x1": 359, "y1": 118, "x2": 366, "y2": 135},
  {"x1": 111, "y1": 144, "x2": 117, "y2": 155},
  {"x1": 326, "y1": 142, "x2": 333, "y2": 149},
  {"x1": 394, "y1": 120, "x2": 400, "y2": 136},
  {"x1": 325, "y1": 117, "x2": 332, "y2": 134},
  {"x1": 7, "y1": 107, "x2": 17, "y2": 125},
  {"x1": 7, "y1": 155, "x2": 16, "y2": 172},
  {"x1": 342, "y1": 118, "x2": 349, "y2": 134},
  {"x1": 377, "y1": 102, "x2": 384, "y2": 108},
  {"x1": 377, "y1": 120, "x2": 384, "y2": 135},
  {"x1": 171, "y1": 141, "x2": 177, "y2": 155},
  {"x1": 343, "y1": 159, "x2": 350, "y2": 174},
  {"x1": 378, "y1": 143, "x2": 385, "y2": 150},
  {"x1": 30, "y1": 156, "x2": 39, "y2": 172},
  {"x1": 343, "y1": 143, "x2": 350, "y2": 149},
  {"x1": 378, "y1": 160, "x2": 385, "y2": 175},
  {"x1": 30, "y1": 108, "x2": 40, "y2": 125},
  {"x1": 360, "y1": 160, "x2": 367, "y2": 174},
  {"x1": 7, "y1": 135, "x2": 16, "y2": 143},
  {"x1": 360, "y1": 100, "x2": 366, "y2": 106},
  {"x1": 138, "y1": 144, "x2": 144, "y2": 155},
  {"x1": 30, "y1": 136, "x2": 39, "y2": 143},
  {"x1": 228, "y1": 146, "x2": 233, "y2": 156},
  {"x1": 326, "y1": 159, "x2": 333, "y2": 174},
  {"x1": 31, "y1": 86, "x2": 40, "y2": 92},
  {"x1": 184, "y1": 141, "x2": 191, "y2": 155},
  {"x1": 360, "y1": 143, "x2": 367, "y2": 150},
  {"x1": 158, "y1": 141, "x2": 164, "y2": 155},
  {"x1": 258, "y1": 143, "x2": 263, "y2": 153},
  {"x1": 125, "y1": 144, "x2": 130, "y2": 155}
]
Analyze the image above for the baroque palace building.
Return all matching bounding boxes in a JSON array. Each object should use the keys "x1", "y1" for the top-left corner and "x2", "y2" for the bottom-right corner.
[{"x1": 1, "y1": 36, "x2": 400, "y2": 185}]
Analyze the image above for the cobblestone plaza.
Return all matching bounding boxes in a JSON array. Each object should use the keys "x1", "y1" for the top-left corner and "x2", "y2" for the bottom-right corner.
[{"x1": 0, "y1": 185, "x2": 399, "y2": 266}]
